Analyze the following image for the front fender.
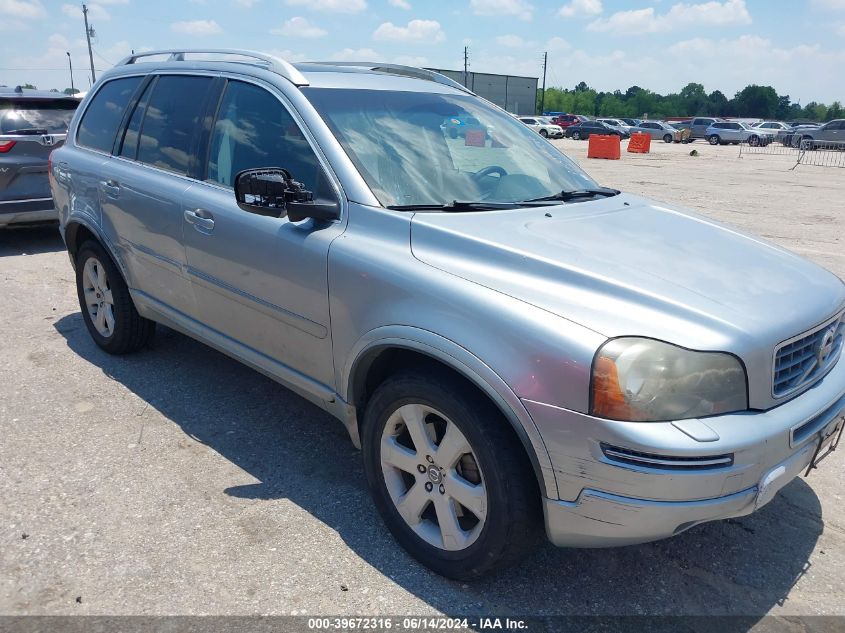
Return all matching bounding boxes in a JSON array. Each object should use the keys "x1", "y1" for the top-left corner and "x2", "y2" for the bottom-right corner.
[{"x1": 342, "y1": 325, "x2": 559, "y2": 499}]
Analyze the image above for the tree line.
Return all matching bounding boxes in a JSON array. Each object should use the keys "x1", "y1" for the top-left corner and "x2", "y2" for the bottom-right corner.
[{"x1": 540, "y1": 82, "x2": 843, "y2": 122}]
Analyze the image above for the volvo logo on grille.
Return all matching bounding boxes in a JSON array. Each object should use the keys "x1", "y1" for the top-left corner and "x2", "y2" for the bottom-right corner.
[{"x1": 817, "y1": 327, "x2": 837, "y2": 366}]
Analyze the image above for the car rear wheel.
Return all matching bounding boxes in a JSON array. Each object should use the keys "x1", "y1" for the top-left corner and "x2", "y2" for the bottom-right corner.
[
  {"x1": 361, "y1": 370, "x2": 539, "y2": 580},
  {"x1": 75, "y1": 241, "x2": 155, "y2": 354},
  {"x1": 663, "y1": 134, "x2": 673, "y2": 143},
  {"x1": 708, "y1": 135, "x2": 721, "y2": 145}
]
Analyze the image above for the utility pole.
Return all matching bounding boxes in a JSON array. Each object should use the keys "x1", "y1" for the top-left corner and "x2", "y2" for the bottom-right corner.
[
  {"x1": 83, "y1": 4, "x2": 96, "y2": 84},
  {"x1": 66, "y1": 52, "x2": 75, "y2": 94},
  {"x1": 463, "y1": 46, "x2": 469, "y2": 89},
  {"x1": 539, "y1": 51, "x2": 548, "y2": 115}
]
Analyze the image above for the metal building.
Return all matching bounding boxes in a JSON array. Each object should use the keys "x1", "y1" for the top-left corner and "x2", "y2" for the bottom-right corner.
[{"x1": 426, "y1": 69, "x2": 538, "y2": 116}]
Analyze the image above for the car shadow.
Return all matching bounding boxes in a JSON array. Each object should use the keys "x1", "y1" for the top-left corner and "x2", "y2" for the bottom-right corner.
[
  {"x1": 54, "y1": 313, "x2": 824, "y2": 620},
  {"x1": 0, "y1": 224, "x2": 64, "y2": 256}
]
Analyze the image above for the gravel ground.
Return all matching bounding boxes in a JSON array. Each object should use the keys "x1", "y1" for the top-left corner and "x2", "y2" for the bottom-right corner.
[{"x1": 1, "y1": 140, "x2": 843, "y2": 618}]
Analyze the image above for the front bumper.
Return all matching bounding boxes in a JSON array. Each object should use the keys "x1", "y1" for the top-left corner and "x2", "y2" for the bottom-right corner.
[
  {"x1": 0, "y1": 198, "x2": 57, "y2": 227},
  {"x1": 527, "y1": 356, "x2": 845, "y2": 547}
]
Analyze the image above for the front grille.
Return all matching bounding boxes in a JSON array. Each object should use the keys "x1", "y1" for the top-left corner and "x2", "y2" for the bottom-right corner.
[
  {"x1": 773, "y1": 311, "x2": 844, "y2": 398},
  {"x1": 600, "y1": 443, "x2": 733, "y2": 470}
]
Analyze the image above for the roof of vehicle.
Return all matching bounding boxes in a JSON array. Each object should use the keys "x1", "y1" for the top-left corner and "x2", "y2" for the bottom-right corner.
[
  {"x1": 109, "y1": 49, "x2": 473, "y2": 96},
  {"x1": 0, "y1": 86, "x2": 81, "y2": 101}
]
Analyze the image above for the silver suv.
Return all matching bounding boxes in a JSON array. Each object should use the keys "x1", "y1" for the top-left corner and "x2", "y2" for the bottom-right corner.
[{"x1": 50, "y1": 50, "x2": 845, "y2": 580}]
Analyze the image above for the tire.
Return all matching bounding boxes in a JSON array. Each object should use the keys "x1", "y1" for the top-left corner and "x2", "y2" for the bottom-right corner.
[
  {"x1": 361, "y1": 369, "x2": 539, "y2": 580},
  {"x1": 75, "y1": 240, "x2": 155, "y2": 354},
  {"x1": 539, "y1": 129, "x2": 548, "y2": 138},
  {"x1": 572, "y1": 131, "x2": 581, "y2": 140},
  {"x1": 663, "y1": 134, "x2": 673, "y2": 143},
  {"x1": 749, "y1": 135, "x2": 760, "y2": 147},
  {"x1": 800, "y1": 136, "x2": 814, "y2": 150},
  {"x1": 708, "y1": 135, "x2": 720, "y2": 145}
]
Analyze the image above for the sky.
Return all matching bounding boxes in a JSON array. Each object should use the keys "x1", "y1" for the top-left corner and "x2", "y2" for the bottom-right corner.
[{"x1": 1, "y1": 0, "x2": 844, "y2": 104}]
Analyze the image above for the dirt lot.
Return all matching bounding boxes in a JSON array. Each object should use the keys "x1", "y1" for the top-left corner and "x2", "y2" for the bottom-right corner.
[{"x1": 1, "y1": 141, "x2": 843, "y2": 619}]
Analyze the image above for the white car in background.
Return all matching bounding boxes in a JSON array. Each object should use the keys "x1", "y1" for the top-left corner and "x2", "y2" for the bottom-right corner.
[
  {"x1": 597, "y1": 118, "x2": 632, "y2": 132},
  {"x1": 518, "y1": 116, "x2": 564, "y2": 138}
]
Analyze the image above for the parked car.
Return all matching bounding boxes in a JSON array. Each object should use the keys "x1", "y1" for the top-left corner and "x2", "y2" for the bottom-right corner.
[
  {"x1": 518, "y1": 116, "x2": 563, "y2": 138},
  {"x1": 629, "y1": 120, "x2": 686, "y2": 143},
  {"x1": 620, "y1": 118, "x2": 641, "y2": 127},
  {"x1": 705, "y1": 121, "x2": 776, "y2": 146},
  {"x1": 441, "y1": 115, "x2": 487, "y2": 139},
  {"x1": 0, "y1": 86, "x2": 79, "y2": 228},
  {"x1": 782, "y1": 124, "x2": 821, "y2": 147},
  {"x1": 565, "y1": 120, "x2": 630, "y2": 140},
  {"x1": 794, "y1": 119, "x2": 845, "y2": 149},
  {"x1": 596, "y1": 118, "x2": 631, "y2": 131},
  {"x1": 551, "y1": 114, "x2": 587, "y2": 128},
  {"x1": 51, "y1": 50, "x2": 845, "y2": 580},
  {"x1": 674, "y1": 117, "x2": 723, "y2": 140}
]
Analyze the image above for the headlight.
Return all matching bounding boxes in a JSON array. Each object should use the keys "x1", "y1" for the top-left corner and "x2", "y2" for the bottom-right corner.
[{"x1": 591, "y1": 338, "x2": 748, "y2": 422}]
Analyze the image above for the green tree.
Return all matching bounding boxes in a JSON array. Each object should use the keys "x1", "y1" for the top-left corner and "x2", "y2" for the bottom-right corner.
[
  {"x1": 63, "y1": 88, "x2": 80, "y2": 95},
  {"x1": 731, "y1": 85, "x2": 779, "y2": 118}
]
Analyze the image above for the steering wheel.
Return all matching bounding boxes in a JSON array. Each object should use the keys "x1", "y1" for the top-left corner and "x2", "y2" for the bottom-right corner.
[{"x1": 472, "y1": 165, "x2": 508, "y2": 181}]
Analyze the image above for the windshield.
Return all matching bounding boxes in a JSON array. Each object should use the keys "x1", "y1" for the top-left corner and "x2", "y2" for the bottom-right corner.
[
  {"x1": 0, "y1": 99, "x2": 78, "y2": 134},
  {"x1": 302, "y1": 88, "x2": 598, "y2": 208}
]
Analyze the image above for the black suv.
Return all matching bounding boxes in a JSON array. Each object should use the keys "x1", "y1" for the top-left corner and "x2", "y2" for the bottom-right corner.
[{"x1": 0, "y1": 87, "x2": 79, "y2": 228}]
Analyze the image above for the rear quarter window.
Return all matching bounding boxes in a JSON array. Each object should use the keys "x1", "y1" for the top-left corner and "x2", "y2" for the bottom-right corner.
[{"x1": 77, "y1": 76, "x2": 144, "y2": 153}]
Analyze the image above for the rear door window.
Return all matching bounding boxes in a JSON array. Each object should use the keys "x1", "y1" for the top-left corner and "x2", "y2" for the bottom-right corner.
[
  {"x1": 0, "y1": 99, "x2": 78, "y2": 134},
  {"x1": 135, "y1": 75, "x2": 214, "y2": 175},
  {"x1": 118, "y1": 80, "x2": 154, "y2": 159},
  {"x1": 77, "y1": 76, "x2": 143, "y2": 153}
]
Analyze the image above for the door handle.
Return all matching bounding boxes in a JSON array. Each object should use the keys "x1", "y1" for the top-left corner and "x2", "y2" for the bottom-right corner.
[
  {"x1": 184, "y1": 208, "x2": 215, "y2": 231},
  {"x1": 100, "y1": 179, "x2": 120, "y2": 197}
]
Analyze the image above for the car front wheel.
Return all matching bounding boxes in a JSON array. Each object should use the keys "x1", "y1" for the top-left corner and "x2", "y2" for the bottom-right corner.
[
  {"x1": 75, "y1": 241, "x2": 155, "y2": 354},
  {"x1": 708, "y1": 134, "x2": 721, "y2": 145},
  {"x1": 663, "y1": 134, "x2": 673, "y2": 143},
  {"x1": 749, "y1": 135, "x2": 760, "y2": 147},
  {"x1": 361, "y1": 370, "x2": 538, "y2": 580},
  {"x1": 539, "y1": 129, "x2": 548, "y2": 138},
  {"x1": 572, "y1": 131, "x2": 581, "y2": 140}
]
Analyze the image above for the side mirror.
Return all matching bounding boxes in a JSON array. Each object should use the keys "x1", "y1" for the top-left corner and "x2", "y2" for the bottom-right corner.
[{"x1": 233, "y1": 168, "x2": 340, "y2": 223}]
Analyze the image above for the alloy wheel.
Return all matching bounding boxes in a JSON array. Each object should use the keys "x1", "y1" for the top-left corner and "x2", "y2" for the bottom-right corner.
[
  {"x1": 380, "y1": 403, "x2": 487, "y2": 551},
  {"x1": 81, "y1": 256, "x2": 115, "y2": 338}
]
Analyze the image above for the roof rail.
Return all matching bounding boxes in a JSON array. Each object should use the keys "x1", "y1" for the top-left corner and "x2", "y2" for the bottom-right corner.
[
  {"x1": 309, "y1": 62, "x2": 473, "y2": 94},
  {"x1": 115, "y1": 49, "x2": 309, "y2": 86}
]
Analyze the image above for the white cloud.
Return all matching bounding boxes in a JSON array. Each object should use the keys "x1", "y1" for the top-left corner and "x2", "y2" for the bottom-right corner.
[
  {"x1": 170, "y1": 19, "x2": 222, "y2": 35},
  {"x1": 286, "y1": 0, "x2": 366, "y2": 12},
  {"x1": 331, "y1": 47, "x2": 380, "y2": 61},
  {"x1": 233, "y1": 0, "x2": 259, "y2": 6},
  {"x1": 0, "y1": 0, "x2": 46, "y2": 18},
  {"x1": 495, "y1": 34, "x2": 534, "y2": 47},
  {"x1": 546, "y1": 36, "x2": 571, "y2": 51},
  {"x1": 389, "y1": 0, "x2": 411, "y2": 8},
  {"x1": 470, "y1": 0, "x2": 533, "y2": 21},
  {"x1": 266, "y1": 48, "x2": 309, "y2": 62},
  {"x1": 558, "y1": 0, "x2": 602, "y2": 18},
  {"x1": 373, "y1": 19, "x2": 445, "y2": 43},
  {"x1": 271, "y1": 16, "x2": 327, "y2": 38},
  {"x1": 393, "y1": 55, "x2": 428, "y2": 66},
  {"x1": 62, "y1": 2, "x2": 111, "y2": 20},
  {"x1": 588, "y1": 0, "x2": 751, "y2": 34}
]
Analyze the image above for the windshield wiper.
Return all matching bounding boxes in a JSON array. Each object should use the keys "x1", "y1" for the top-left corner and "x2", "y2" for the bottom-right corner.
[
  {"x1": 387, "y1": 200, "x2": 527, "y2": 212},
  {"x1": 524, "y1": 187, "x2": 620, "y2": 203},
  {"x1": 3, "y1": 128, "x2": 50, "y2": 135}
]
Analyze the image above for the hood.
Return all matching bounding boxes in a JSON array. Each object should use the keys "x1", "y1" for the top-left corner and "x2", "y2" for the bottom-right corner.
[{"x1": 410, "y1": 194, "x2": 845, "y2": 355}]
